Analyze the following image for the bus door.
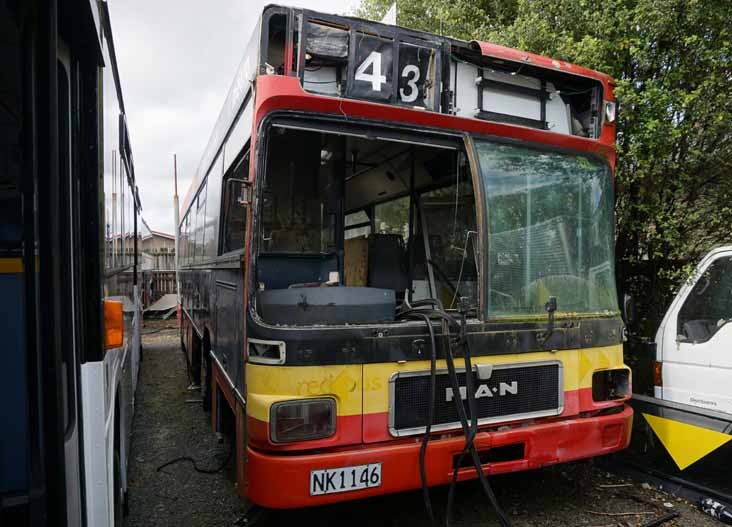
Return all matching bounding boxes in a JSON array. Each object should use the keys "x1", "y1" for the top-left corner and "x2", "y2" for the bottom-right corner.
[
  {"x1": 57, "y1": 42, "x2": 84, "y2": 526},
  {"x1": 216, "y1": 150, "x2": 251, "y2": 404}
]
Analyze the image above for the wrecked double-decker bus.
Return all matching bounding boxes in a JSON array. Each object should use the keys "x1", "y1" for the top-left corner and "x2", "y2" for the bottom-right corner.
[{"x1": 178, "y1": 5, "x2": 632, "y2": 510}]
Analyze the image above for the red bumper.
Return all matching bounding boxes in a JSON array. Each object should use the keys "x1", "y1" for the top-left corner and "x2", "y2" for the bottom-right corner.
[{"x1": 246, "y1": 405, "x2": 633, "y2": 508}]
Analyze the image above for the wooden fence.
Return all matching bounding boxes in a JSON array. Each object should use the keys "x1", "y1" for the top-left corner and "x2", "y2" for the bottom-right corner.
[{"x1": 142, "y1": 270, "x2": 177, "y2": 308}]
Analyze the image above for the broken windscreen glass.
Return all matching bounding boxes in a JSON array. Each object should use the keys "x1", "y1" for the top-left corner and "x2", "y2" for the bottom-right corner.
[{"x1": 475, "y1": 140, "x2": 618, "y2": 318}]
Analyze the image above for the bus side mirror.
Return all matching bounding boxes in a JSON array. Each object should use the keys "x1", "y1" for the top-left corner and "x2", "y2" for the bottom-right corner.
[
  {"x1": 226, "y1": 178, "x2": 251, "y2": 206},
  {"x1": 104, "y1": 300, "x2": 124, "y2": 349},
  {"x1": 622, "y1": 293, "x2": 636, "y2": 325}
]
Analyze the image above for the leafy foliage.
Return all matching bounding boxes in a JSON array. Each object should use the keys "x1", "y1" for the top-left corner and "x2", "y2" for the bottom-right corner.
[{"x1": 357, "y1": 0, "x2": 732, "y2": 336}]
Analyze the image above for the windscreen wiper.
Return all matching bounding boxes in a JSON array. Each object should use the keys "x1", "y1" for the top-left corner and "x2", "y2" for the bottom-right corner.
[{"x1": 540, "y1": 296, "x2": 557, "y2": 347}]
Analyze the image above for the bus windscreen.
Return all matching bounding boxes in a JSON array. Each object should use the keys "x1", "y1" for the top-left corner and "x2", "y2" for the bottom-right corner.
[{"x1": 475, "y1": 140, "x2": 618, "y2": 319}]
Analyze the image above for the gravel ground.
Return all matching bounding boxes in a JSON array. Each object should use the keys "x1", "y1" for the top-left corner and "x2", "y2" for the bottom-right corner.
[{"x1": 125, "y1": 323, "x2": 719, "y2": 527}]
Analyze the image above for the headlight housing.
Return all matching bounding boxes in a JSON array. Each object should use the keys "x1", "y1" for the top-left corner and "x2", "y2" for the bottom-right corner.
[
  {"x1": 248, "y1": 338, "x2": 286, "y2": 365},
  {"x1": 270, "y1": 398, "x2": 336, "y2": 443},
  {"x1": 592, "y1": 368, "x2": 631, "y2": 402}
]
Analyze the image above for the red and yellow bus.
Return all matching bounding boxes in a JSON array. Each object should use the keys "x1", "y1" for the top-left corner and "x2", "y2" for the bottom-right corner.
[{"x1": 178, "y1": 5, "x2": 631, "y2": 511}]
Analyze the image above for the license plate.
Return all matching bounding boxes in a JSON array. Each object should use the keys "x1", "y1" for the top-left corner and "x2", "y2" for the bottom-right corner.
[{"x1": 310, "y1": 463, "x2": 382, "y2": 496}]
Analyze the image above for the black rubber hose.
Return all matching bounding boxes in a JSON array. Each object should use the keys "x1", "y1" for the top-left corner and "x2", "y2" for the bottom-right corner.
[
  {"x1": 397, "y1": 304, "x2": 511, "y2": 527},
  {"x1": 444, "y1": 313, "x2": 511, "y2": 527},
  {"x1": 402, "y1": 311, "x2": 438, "y2": 526},
  {"x1": 461, "y1": 317, "x2": 511, "y2": 526},
  {"x1": 155, "y1": 446, "x2": 233, "y2": 474},
  {"x1": 436, "y1": 314, "x2": 511, "y2": 527}
]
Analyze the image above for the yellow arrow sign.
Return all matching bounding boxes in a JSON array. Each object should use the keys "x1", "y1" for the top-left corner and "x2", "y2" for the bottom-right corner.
[{"x1": 643, "y1": 413, "x2": 732, "y2": 470}]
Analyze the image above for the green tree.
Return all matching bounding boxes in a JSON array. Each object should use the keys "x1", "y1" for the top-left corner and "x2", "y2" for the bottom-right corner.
[
  {"x1": 357, "y1": 0, "x2": 732, "y2": 336},
  {"x1": 354, "y1": 0, "x2": 518, "y2": 40}
]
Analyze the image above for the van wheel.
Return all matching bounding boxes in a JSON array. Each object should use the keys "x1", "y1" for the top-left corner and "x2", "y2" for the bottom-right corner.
[{"x1": 113, "y1": 450, "x2": 124, "y2": 525}]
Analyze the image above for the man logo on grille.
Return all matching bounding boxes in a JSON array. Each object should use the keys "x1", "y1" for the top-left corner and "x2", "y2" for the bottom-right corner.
[{"x1": 445, "y1": 381, "x2": 518, "y2": 402}]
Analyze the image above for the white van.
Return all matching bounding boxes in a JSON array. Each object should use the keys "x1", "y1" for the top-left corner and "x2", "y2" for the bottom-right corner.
[{"x1": 655, "y1": 246, "x2": 732, "y2": 415}]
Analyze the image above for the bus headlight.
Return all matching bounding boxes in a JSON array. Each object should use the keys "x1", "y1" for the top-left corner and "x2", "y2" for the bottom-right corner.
[
  {"x1": 592, "y1": 368, "x2": 631, "y2": 402},
  {"x1": 270, "y1": 398, "x2": 336, "y2": 443}
]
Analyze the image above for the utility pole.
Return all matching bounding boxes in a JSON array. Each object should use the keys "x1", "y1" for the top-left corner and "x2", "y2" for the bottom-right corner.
[{"x1": 173, "y1": 154, "x2": 180, "y2": 305}]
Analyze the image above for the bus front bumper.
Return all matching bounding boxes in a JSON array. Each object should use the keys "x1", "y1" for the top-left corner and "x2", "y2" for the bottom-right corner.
[{"x1": 246, "y1": 405, "x2": 632, "y2": 508}]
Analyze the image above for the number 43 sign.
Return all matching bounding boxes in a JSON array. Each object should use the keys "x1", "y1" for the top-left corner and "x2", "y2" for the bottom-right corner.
[{"x1": 350, "y1": 34, "x2": 434, "y2": 108}]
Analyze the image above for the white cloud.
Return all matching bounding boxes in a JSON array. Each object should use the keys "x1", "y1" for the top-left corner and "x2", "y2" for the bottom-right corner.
[{"x1": 107, "y1": 0, "x2": 363, "y2": 234}]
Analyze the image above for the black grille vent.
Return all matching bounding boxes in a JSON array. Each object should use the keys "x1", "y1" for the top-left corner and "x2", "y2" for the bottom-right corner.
[{"x1": 392, "y1": 363, "x2": 561, "y2": 433}]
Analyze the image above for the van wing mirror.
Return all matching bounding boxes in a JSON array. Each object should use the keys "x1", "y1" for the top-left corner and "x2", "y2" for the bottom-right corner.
[{"x1": 622, "y1": 293, "x2": 636, "y2": 325}]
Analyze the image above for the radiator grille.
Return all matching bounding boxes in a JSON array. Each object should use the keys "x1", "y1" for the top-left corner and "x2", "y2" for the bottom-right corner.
[{"x1": 391, "y1": 362, "x2": 561, "y2": 434}]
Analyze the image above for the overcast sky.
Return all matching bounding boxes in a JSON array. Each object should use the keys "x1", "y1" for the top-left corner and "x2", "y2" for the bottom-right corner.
[{"x1": 108, "y1": 0, "x2": 363, "y2": 234}]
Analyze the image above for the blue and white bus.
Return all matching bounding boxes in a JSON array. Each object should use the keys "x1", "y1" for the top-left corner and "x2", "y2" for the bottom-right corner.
[{"x1": 0, "y1": 1, "x2": 142, "y2": 525}]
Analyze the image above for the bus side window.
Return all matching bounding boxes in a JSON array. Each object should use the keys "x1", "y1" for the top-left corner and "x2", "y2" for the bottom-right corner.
[{"x1": 221, "y1": 152, "x2": 250, "y2": 254}]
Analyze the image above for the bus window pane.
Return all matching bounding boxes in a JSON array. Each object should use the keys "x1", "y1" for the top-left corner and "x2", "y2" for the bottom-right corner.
[
  {"x1": 222, "y1": 154, "x2": 249, "y2": 253},
  {"x1": 375, "y1": 196, "x2": 410, "y2": 241},
  {"x1": 189, "y1": 202, "x2": 198, "y2": 264},
  {"x1": 102, "y1": 40, "x2": 122, "y2": 271},
  {"x1": 260, "y1": 129, "x2": 337, "y2": 254},
  {"x1": 195, "y1": 184, "x2": 207, "y2": 261},
  {"x1": 345, "y1": 210, "x2": 370, "y2": 240},
  {"x1": 119, "y1": 163, "x2": 125, "y2": 265},
  {"x1": 185, "y1": 213, "x2": 192, "y2": 264},
  {"x1": 224, "y1": 102, "x2": 253, "y2": 174},
  {"x1": 204, "y1": 154, "x2": 223, "y2": 258}
]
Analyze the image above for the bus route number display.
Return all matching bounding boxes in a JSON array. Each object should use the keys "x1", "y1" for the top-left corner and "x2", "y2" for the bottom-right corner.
[{"x1": 349, "y1": 34, "x2": 433, "y2": 108}]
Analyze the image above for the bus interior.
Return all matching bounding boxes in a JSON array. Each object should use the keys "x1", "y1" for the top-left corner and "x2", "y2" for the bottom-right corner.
[{"x1": 254, "y1": 124, "x2": 479, "y2": 325}]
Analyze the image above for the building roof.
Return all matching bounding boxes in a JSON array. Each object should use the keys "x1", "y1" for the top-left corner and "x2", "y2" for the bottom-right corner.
[{"x1": 149, "y1": 230, "x2": 175, "y2": 240}]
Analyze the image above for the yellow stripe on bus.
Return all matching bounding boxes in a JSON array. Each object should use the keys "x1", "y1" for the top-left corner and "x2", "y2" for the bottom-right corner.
[
  {"x1": 245, "y1": 344, "x2": 625, "y2": 422},
  {"x1": 0, "y1": 258, "x2": 23, "y2": 273},
  {"x1": 246, "y1": 363, "x2": 362, "y2": 422}
]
